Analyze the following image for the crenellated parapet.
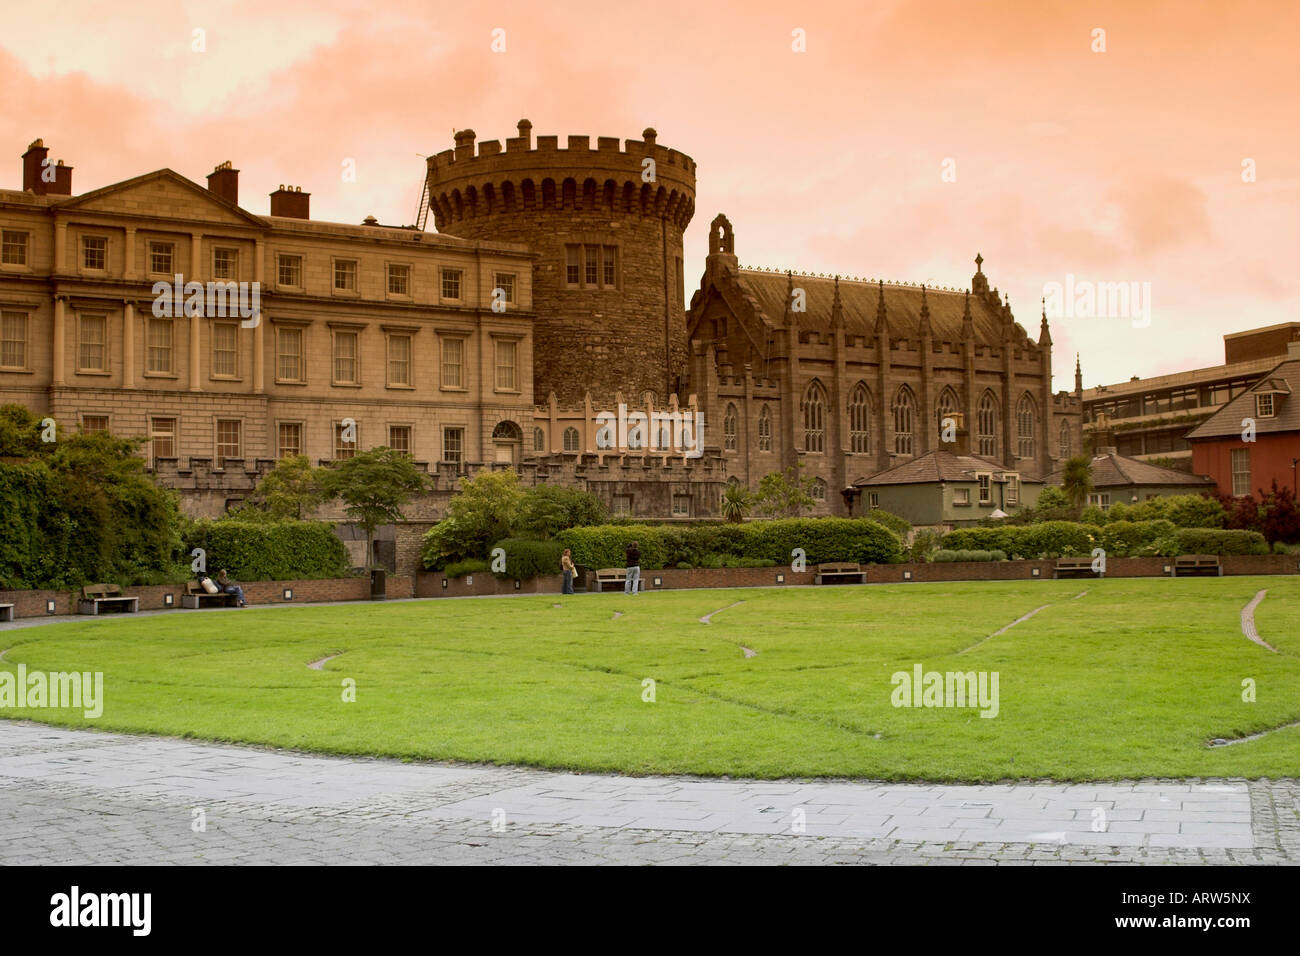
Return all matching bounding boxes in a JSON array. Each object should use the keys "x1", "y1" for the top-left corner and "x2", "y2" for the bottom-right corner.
[{"x1": 427, "y1": 120, "x2": 696, "y2": 233}]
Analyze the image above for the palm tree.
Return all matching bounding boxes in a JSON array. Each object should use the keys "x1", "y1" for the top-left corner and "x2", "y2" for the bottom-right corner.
[
  {"x1": 1061, "y1": 455, "x2": 1094, "y2": 513},
  {"x1": 720, "y1": 483, "x2": 751, "y2": 523}
]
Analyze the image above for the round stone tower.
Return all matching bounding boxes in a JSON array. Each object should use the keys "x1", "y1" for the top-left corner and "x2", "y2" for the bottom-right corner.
[{"x1": 426, "y1": 120, "x2": 696, "y2": 405}]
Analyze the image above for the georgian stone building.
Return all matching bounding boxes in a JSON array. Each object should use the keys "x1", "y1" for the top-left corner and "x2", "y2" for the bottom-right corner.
[{"x1": 0, "y1": 138, "x2": 539, "y2": 517}]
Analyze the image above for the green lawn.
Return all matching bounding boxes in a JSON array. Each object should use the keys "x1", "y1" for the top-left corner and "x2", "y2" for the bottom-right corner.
[{"x1": 2, "y1": 577, "x2": 1298, "y2": 781}]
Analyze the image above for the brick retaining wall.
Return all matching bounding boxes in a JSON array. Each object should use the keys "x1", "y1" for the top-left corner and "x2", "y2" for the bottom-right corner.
[
  {"x1": 4, "y1": 556, "x2": 1296, "y2": 619},
  {"x1": 0, "y1": 575, "x2": 414, "y2": 620}
]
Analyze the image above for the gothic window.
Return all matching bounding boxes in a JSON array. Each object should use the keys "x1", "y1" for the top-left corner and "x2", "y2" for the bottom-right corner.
[
  {"x1": 811, "y1": 478, "x2": 827, "y2": 502},
  {"x1": 893, "y1": 386, "x2": 915, "y2": 455},
  {"x1": 977, "y1": 391, "x2": 998, "y2": 458},
  {"x1": 724, "y1": 403, "x2": 738, "y2": 451},
  {"x1": 1017, "y1": 393, "x2": 1037, "y2": 459},
  {"x1": 935, "y1": 387, "x2": 959, "y2": 435},
  {"x1": 802, "y1": 381, "x2": 827, "y2": 453},
  {"x1": 758, "y1": 405, "x2": 772, "y2": 452},
  {"x1": 534, "y1": 427, "x2": 546, "y2": 452},
  {"x1": 1058, "y1": 419, "x2": 1071, "y2": 459},
  {"x1": 849, "y1": 383, "x2": 871, "y2": 454},
  {"x1": 563, "y1": 426, "x2": 580, "y2": 452}
]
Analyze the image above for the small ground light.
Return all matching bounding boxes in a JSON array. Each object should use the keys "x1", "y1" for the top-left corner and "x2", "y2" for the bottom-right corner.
[
  {"x1": 514, "y1": 579, "x2": 521, "y2": 590},
  {"x1": 441, "y1": 578, "x2": 448, "y2": 589},
  {"x1": 653, "y1": 576, "x2": 662, "y2": 587},
  {"x1": 46, "y1": 599, "x2": 56, "y2": 614},
  {"x1": 1031, "y1": 567, "x2": 1041, "y2": 577},
  {"x1": 466, "y1": 576, "x2": 473, "y2": 586},
  {"x1": 903, "y1": 570, "x2": 912, "y2": 580},
  {"x1": 1163, "y1": 565, "x2": 1172, "y2": 575},
  {"x1": 283, "y1": 588, "x2": 293, "y2": 600},
  {"x1": 776, "y1": 573, "x2": 785, "y2": 583},
  {"x1": 164, "y1": 593, "x2": 174, "y2": 606}
]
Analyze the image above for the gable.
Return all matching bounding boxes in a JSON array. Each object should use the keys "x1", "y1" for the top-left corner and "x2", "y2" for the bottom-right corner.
[{"x1": 57, "y1": 171, "x2": 264, "y2": 228}]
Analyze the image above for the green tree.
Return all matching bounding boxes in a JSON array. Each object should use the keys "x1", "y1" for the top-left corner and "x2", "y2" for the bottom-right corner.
[
  {"x1": 247, "y1": 455, "x2": 327, "y2": 519},
  {"x1": 753, "y1": 464, "x2": 817, "y2": 518},
  {"x1": 319, "y1": 447, "x2": 428, "y2": 569},
  {"x1": 421, "y1": 468, "x2": 526, "y2": 569},
  {"x1": 1060, "y1": 456, "x2": 1093, "y2": 513},
  {"x1": 517, "y1": 483, "x2": 608, "y2": 538},
  {"x1": 720, "y1": 482, "x2": 752, "y2": 523}
]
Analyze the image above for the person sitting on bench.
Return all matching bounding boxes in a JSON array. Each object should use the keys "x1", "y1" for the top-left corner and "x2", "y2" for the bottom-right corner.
[{"x1": 216, "y1": 569, "x2": 248, "y2": 607}]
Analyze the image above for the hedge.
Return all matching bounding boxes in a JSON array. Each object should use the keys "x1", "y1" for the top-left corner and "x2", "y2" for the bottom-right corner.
[
  {"x1": 443, "y1": 558, "x2": 489, "y2": 578},
  {"x1": 1098, "y1": 520, "x2": 1177, "y2": 557},
  {"x1": 942, "y1": 520, "x2": 1268, "y2": 558},
  {"x1": 932, "y1": 549, "x2": 1008, "y2": 563},
  {"x1": 184, "y1": 519, "x2": 350, "y2": 580},
  {"x1": 490, "y1": 538, "x2": 565, "y2": 579},
  {"x1": 555, "y1": 518, "x2": 903, "y2": 571},
  {"x1": 1169, "y1": 528, "x2": 1268, "y2": 556}
]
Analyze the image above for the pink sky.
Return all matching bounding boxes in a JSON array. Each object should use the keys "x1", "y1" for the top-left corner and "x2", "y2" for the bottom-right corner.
[{"x1": 3, "y1": 0, "x2": 1296, "y2": 391}]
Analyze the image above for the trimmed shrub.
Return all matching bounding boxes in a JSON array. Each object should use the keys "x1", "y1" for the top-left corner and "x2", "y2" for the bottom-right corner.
[
  {"x1": 1016, "y1": 521, "x2": 1099, "y2": 558},
  {"x1": 864, "y1": 509, "x2": 910, "y2": 539},
  {"x1": 931, "y1": 549, "x2": 1006, "y2": 563},
  {"x1": 908, "y1": 528, "x2": 942, "y2": 563},
  {"x1": 1170, "y1": 528, "x2": 1268, "y2": 556},
  {"x1": 1099, "y1": 519, "x2": 1177, "y2": 557},
  {"x1": 184, "y1": 519, "x2": 349, "y2": 580},
  {"x1": 490, "y1": 538, "x2": 565, "y2": 579},
  {"x1": 443, "y1": 558, "x2": 490, "y2": 578}
]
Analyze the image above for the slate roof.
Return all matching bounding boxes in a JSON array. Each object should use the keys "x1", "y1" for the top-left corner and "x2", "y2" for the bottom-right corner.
[
  {"x1": 733, "y1": 270, "x2": 1025, "y2": 346},
  {"x1": 853, "y1": 450, "x2": 1044, "y2": 487},
  {"x1": 1045, "y1": 452, "x2": 1215, "y2": 489},
  {"x1": 1186, "y1": 358, "x2": 1300, "y2": 440}
]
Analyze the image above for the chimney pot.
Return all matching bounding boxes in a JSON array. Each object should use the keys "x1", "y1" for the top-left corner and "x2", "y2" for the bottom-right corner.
[
  {"x1": 270, "y1": 185, "x2": 311, "y2": 219},
  {"x1": 206, "y1": 161, "x2": 239, "y2": 205}
]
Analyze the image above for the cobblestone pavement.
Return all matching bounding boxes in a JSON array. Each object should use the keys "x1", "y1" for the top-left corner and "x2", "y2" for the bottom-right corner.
[{"x1": 1, "y1": 722, "x2": 1296, "y2": 865}]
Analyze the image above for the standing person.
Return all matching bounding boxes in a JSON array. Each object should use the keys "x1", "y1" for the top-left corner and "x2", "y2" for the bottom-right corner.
[
  {"x1": 216, "y1": 569, "x2": 249, "y2": 607},
  {"x1": 624, "y1": 540, "x2": 641, "y2": 595},
  {"x1": 561, "y1": 548, "x2": 576, "y2": 595}
]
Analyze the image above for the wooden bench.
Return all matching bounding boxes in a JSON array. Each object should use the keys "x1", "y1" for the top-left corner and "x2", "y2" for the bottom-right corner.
[
  {"x1": 182, "y1": 580, "x2": 241, "y2": 609},
  {"x1": 0, "y1": 603, "x2": 13, "y2": 622},
  {"x1": 78, "y1": 584, "x2": 139, "y2": 615},
  {"x1": 814, "y1": 562, "x2": 866, "y2": 585},
  {"x1": 1173, "y1": 554, "x2": 1222, "y2": 577},
  {"x1": 1053, "y1": 556, "x2": 1102, "y2": 579},
  {"x1": 593, "y1": 568, "x2": 641, "y2": 592}
]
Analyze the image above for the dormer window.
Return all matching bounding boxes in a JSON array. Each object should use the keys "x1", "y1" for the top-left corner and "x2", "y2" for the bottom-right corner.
[{"x1": 1256, "y1": 393, "x2": 1274, "y2": 418}]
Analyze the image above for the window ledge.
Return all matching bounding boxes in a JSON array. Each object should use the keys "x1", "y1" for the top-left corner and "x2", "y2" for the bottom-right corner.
[
  {"x1": 75, "y1": 369, "x2": 112, "y2": 377},
  {"x1": 386, "y1": 384, "x2": 416, "y2": 390},
  {"x1": 0, "y1": 367, "x2": 33, "y2": 374}
]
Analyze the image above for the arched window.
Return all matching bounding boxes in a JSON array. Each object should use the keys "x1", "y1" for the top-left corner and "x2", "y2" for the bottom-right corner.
[
  {"x1": 1058, "y1": 419, "x2": 1071, "y2": 459},
  {"x1": 893, "y1": 386, "x2": 915, "y2": 455},
  {"x1": 533, "y1": 427, "x2": 546, "y2": 452},
  {"x1": 724, "y1": 403, "x2": 738, "y2": 451},
  {"x1": 492, "y1": 420, "x2": 521, "y2": 441},
  {"x1": 811, "y1": 478, "x2": 827, "y2": 501},
  {"x1": 1017, "y1": 394, "x2": 1037, "y2": 459},
  {"x1": 935, "y1": 387, "x2": 959, "y2": 436},
  {"x1": 563, "y1": 426, "x2": 580, "y2": 452},
  {"x1": 849, "y1": 383, "x2": 871, "y2": 454},
  {"x1": 802, "y1": 381, "x2": 826, "y2": 453},
  {"x1": 977, "y1": 391, "x2": 998, "y2": 458},
  {"x1": 758, "y1": 405, "x2": 772, "y2": 452}
]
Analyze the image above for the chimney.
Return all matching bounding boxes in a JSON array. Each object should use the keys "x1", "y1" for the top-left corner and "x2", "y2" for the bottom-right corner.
[
  {"x1": 1090, "y1": 412, "x2": 1118, "y2": 456},
  {"x1": 944, "y1": 412, "x2": 972, "y2": 457},
  {"x1": 207, "y1": 161, "x2": 239, "y2": 204},
  {"x1": 270, "y1": 184, "x2": 310, "y2": 219},
  {"x1": 22, "y1": 139, "x2": 73, "y2": 196}
]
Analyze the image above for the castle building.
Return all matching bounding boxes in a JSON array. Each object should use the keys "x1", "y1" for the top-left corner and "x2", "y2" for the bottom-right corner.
[{"x1": 0, "y1": 123, "x2": 1083, "y2": 570}]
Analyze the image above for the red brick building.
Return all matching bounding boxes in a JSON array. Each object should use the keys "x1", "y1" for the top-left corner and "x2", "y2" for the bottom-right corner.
[{"x1": 1186, "y1": 342, "x2": 1300, "y2": 497}]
